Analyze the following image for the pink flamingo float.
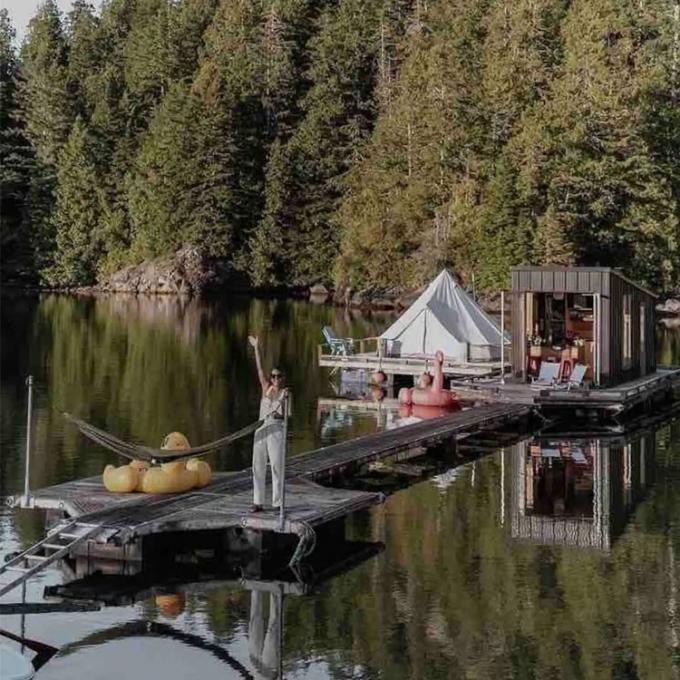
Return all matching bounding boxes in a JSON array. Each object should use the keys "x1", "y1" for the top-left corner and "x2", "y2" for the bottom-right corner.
[{"x1": 398, "y1": 350, "x2": 460, "y2": 411}]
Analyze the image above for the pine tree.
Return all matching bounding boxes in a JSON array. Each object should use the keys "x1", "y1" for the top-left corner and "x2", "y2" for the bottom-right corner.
[
  {"x1": 0, "y1": 10, "x2": 35, "y2": 278},
  {"x1": 65, "y1": 0, "x2": 101, "y2": 120},
  {"x1": 50, "y1": 118, "x2": 105, "y2": 285},
  {"x1": 517, "y1": 0, "x2": 679, "y2": 291},
  {"x1": 128, "y1": 82, "x2": 235, "y2": 259},
  {"x1": 336, "y1": 0, "x2": 490, "y2": 290},
  {"x1": 252, "y1": 0, "x2": 384, "y2": 286},
  {"x1": 18, "y1": 0, "x2": 72, "y2": 167}
]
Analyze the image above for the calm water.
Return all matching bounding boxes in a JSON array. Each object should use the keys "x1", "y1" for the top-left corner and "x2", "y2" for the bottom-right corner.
[{"x1": 2, "y1": 293, "x2": 680, "y2": 679}]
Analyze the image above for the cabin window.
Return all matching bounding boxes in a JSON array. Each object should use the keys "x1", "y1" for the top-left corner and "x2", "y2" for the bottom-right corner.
[{"x1": 622, "y1": 294, "x2": 632, "y2": 370}]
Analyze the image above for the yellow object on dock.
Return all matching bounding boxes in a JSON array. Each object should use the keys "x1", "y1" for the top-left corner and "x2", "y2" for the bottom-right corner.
[
  {"x1": 102, "y1": 432, "x2": 212, "y2": 494},
  {"x1": 102, "y1": 464, "x2": 138, "y2": 493},
  {"x1": 186, "y1": 458, "x2": 212, "y2": 487}
]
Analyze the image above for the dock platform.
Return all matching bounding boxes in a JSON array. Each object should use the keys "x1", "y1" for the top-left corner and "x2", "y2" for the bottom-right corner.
[
  {"x1": 318, "y1": 350, "x2": 505, "y2": 379},
  {"x1": 8, "y1": 403, "x2": 533, "y2": 554},
  {"x1": 451, "y1": 367, "x2": 680, "y2": 415}
]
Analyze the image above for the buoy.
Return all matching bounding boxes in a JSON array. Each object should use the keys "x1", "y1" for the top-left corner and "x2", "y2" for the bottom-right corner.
[
  {"x1": 155, "y1": 593, "x2": 186, "y2": 618},
  {"x1": 371, "y1": 370, "x2": 387, "y2": 385}
]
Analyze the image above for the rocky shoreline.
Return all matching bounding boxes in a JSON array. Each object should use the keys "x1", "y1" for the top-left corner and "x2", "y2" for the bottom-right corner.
[{"x1": 3, "y1": 247, "x2": 680, "y2": 318}]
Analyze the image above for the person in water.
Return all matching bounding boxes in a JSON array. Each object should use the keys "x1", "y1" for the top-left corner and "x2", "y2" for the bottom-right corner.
[{"x1": 248, "y1": 335, "x2": 289, "y2": 513}]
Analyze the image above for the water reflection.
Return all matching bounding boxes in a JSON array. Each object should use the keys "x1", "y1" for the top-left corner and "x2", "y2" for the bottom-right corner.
[
  {"x1": 3, "y1": 294, "x2": 680, "y2": 679},
  {"x1": 31, "y1": 536, "x2": 384, "y2": 679},
  {"x1": 511, "y1": 434, "x2": 654, "y2": 551}
]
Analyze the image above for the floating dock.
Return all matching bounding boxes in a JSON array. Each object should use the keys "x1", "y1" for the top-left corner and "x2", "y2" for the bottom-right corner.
[
  {"x1": 451, "y1": 367, "x2": 680, "y2": 416},
  {"x1": 318, "y1": 348, "x2": 505, "y2": 379},
  {"x1": 3, "y1": 403, "x2": 533, "y2": 596}
]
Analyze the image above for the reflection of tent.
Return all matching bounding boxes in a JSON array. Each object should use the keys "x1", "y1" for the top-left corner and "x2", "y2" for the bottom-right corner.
[{"x1": 380, "y1": 270, "x2": 505, "y2": 361}]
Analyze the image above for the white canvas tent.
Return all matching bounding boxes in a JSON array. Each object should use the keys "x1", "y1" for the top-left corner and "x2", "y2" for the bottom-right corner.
[{"x1": 380, "y1": 270, "x2": 505, "y2": 362}]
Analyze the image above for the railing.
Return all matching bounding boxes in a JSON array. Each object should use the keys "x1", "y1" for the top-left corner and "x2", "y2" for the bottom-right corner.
[{"x1": 317, "y1": 335, "x2": 381, "y2": 360}]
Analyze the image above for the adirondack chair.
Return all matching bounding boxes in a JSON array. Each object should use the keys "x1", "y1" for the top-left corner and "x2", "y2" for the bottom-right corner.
[
  {"x1": 531, "y1": 361, "x2": 560, "y2": 389},
  {"x1": 322, "y1": 326, "x2": 355, "y2": 356}
]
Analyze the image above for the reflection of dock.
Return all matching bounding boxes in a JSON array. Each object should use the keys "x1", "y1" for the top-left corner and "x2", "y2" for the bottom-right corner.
[
  {"x1": 318, "y1": 397, "x2": 400, "y2": 411},
  {"x1": 44, "y1": 538, "x2": 384, "y2": 605},
  {"x1": 510, "y1": 433, "x2": 654, "y2": 551}
]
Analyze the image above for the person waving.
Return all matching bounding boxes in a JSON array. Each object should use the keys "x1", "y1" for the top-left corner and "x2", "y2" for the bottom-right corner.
[{"x1": 248, "y1": 335, "x2": 289, "y2": 512}]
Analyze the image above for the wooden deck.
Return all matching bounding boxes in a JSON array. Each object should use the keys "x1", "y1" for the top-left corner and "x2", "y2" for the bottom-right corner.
[
  {"x1": 451, "y1": 367, "x2": 680, "y2": 414},
  {"x1": 9, "y1": 403, "x2": 533, "y2": 546},
  {"x1": 319, "y1": 351, "x2": 507, "y2": 378}
]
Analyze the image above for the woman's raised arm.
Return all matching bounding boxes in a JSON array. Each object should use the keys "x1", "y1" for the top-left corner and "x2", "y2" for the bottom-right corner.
[{"x1": 248, "y1": 335, "x2": 269, "y2": 393}]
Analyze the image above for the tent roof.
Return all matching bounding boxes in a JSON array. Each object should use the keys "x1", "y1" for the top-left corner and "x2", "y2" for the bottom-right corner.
[{"x1": 379, "y1": 270, "x2": 503, "y2": 348}]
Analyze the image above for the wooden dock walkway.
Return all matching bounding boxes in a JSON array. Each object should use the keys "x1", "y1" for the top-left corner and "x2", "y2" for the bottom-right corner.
[{"x1": 6, "y1": 403, "x2": 533, "y2": 576}]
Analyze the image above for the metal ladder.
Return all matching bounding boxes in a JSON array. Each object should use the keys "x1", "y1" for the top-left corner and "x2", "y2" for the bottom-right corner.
[{"x1": 0, "y1": 520, "x2": 102, "y2": 597}]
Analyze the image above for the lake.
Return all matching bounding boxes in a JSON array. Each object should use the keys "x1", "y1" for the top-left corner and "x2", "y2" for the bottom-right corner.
[{"x1": 2, "y1": 293, "x2": 680, "y2": 679}]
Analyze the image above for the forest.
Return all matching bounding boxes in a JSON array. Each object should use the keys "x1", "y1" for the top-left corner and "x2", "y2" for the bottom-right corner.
[{"x1": 1, "y1": 0, "x2": 679, "y2": 295}]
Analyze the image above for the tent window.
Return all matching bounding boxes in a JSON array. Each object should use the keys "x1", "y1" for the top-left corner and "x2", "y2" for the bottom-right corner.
[{"x1": 622, "y1": 294, "x2": 632, "y2": 370}]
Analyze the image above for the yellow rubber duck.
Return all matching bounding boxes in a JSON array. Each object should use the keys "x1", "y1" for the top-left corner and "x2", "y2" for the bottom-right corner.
[{"x1": 102, "y1": 432, "x2": 212, "y2": 494}]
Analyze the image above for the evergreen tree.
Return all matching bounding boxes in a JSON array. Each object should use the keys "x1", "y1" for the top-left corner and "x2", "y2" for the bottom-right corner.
[
  {"x1": 128, "y1": 82, "x2": 235, "y2": 259},
  {"x1": 0, "y1": 10, "x2": 35, "y2": 278},
  {"x1": 515, "y1": 0, "x2": 679, "y2": 291},
  {"x1": 16, "y1": 0, "x2": 75, "y2": 281},
  {"x1": 252, "y1": 0, "x2": 384, "y2": 285},
  {"x1": 65, "y1": 0, "x2": 102, "y2": 120},
  {"x1": 50, "y1": 118, "x2": 105, "y2": 285},
  {"x1": 336, "y1": 0, "x2": 490, "y2": 290},
  {"x1": 18, "y1": 0, "x2": 72, "y2": 167}
]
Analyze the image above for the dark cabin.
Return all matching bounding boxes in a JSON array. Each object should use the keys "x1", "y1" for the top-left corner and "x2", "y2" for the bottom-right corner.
[{"x1": 511, "y1": 267, "x2": 656, "y2": 388}]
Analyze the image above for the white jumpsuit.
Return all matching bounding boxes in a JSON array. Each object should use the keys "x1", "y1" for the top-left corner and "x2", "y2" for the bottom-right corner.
[
  {"x1": 248, "y1": 590, "x2": 281, "y2": 678},
  {"x1": 252, "y1": 391, "x2": 286, "y2": 507}
]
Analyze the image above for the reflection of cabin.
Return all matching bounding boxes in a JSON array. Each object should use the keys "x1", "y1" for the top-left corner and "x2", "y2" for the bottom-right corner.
[
  {"x1": 510, "y1": 435, "x2": 654, "y2": 551},
  {"x1": 511, "y1": 267, "x2": 657, "y2": 387}
]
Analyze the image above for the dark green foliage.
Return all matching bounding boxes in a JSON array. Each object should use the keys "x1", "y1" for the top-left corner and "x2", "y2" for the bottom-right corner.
[
  {"x1": 3, "y1": 0, "x2": 680, "y2": 293},
  {"x1": 0, "y1": 10, "x2": 37, "y2": 279},
  {"x1": 128, "y1": 82, "x2": 235, "y2": 259},
  {"x1": 50, "y1": 118, "x2": 105, "y2": 284}
]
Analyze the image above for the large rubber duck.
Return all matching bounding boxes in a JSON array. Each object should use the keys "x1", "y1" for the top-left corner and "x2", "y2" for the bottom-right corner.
[
  {"x1": 398, "y1": 350, "x2": 460, "y2": 409},
  {"x1": 102, "y1": 431, "x2": 212, "y2": 494}
]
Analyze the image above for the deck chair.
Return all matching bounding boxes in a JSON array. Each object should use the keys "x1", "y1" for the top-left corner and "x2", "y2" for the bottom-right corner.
[
  {"x1": 531, "y1": 361, "x2": 560, "y2": 389},
  {"x1": 555, "y1": 363, "x2": 588, "y2": 391},
  {"x1": 322, "y1": 326, "x2": 355, "y2": 356}
]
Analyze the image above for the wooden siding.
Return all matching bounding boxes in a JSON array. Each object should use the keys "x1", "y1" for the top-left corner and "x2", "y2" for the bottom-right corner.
[{"x1": 510, "y1": 267, "x2": 656, "y2": 387}]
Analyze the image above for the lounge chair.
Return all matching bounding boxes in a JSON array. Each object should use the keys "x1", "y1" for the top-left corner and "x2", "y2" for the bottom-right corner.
[
  {"x1": 531, "y1": 361, "x2": 560, "y2": 389},
  {"x1": 322, "y1": 326, "x2": 355, "y2": 356},
  {"x1": 556, "y1": 363, "x2": 588, "y2": 390}
]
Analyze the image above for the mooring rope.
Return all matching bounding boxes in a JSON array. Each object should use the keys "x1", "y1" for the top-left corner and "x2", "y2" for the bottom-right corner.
[{"x1": 63, "y1": 412, "x2": 264, "y2": 463}]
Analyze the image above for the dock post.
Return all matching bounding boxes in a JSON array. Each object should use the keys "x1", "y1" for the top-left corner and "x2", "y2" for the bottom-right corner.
[
  {"x1": 500, "y1": 290, "x2": 505, "y2": 384},
  {"x1": 279, "y1": 391, "x2": 289, "y2": 532},
  {"x1": 24, "y1": 375, "x2": 34, "y2": 501}
]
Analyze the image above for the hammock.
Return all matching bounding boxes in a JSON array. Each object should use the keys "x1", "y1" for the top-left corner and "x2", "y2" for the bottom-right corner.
[{"x1": 63, "y1": 412, "x2": 263, "y2": 463}]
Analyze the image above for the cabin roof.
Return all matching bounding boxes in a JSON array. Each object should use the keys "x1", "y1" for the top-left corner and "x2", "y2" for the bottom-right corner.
[{"x1": 511, "y1": 266, "x2": 658, "y2": 299}]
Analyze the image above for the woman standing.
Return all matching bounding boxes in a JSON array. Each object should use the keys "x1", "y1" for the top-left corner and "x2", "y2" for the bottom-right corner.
[{"x1": 248, "y1": 335, "x2": 288, "y2": 512}]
